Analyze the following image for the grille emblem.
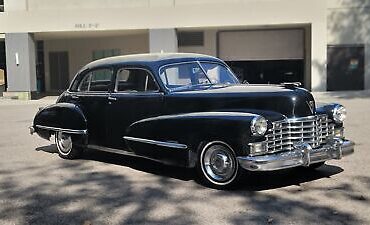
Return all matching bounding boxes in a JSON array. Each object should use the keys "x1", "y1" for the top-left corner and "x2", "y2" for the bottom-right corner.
[{"x1": 307, "y1": 101, "x2": 315, "y2": 114}]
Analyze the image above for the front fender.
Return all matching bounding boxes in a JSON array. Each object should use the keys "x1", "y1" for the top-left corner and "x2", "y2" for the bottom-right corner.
[
  {"x1": 33, "y1": 103, "x2": 87, "y2": 140},
  {"x1": 126, "y1": 112, "x2": 261, "y2": 165},
  {"x1": 316, "y1": 102, "x2": 343, "y2": 127}
]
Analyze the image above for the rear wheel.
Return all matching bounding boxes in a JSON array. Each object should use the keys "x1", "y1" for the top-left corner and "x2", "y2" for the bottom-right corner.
[
  {"x1": 197, "y1": 141, "x2": 242, "y2": 189},
  {"x1": 55, "y1": 131, "x2": 83, "y2": 159}
]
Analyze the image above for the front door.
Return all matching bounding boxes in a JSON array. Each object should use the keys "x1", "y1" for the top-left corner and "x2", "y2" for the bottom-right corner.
[
  {"x1": 106, "y1": 67, "x2": 163, "y2": 150},
  {"x1": 49, "y1": 51, "x2": 70, "y2": 91},
  {"x1": 327, "y1": 45, "x2": 364, "y2": 91}
]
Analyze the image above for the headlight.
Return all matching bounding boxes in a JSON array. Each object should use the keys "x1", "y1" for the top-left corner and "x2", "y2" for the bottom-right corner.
[
  {"x1": 251, "y1": 116, "x2": 268, "y2": 136},
  {"x1": 333, "y1": 105, "x2": 346, "y2": 123}
]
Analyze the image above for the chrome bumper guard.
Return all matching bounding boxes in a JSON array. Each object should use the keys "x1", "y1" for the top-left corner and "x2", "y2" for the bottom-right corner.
[
  {"x1": 237, "y1": 138, "x2": 355, "y2": 171},
  {"x1": 29, "y1": 126, "x2": 35, "y2": 135}
]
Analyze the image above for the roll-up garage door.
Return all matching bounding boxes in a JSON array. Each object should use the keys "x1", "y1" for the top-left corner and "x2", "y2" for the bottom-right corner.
[
  {"x1": 218, "y1": 29, "x2": 304, "y2": 60},
  {"x1": 218, "y1": 29, "x2": 305, "y2": 86}
]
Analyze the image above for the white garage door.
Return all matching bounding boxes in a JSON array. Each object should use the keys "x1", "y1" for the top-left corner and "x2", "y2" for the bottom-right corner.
[{"x1": 218, "y1": 29, "x2": 304, "y2": 61}]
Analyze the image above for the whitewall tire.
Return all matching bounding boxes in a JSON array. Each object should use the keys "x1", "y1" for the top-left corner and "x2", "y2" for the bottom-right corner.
[
  {"x1": 55, "y1": 131, "x2": 82, "y2": 159},
  {"x1": 197, "y1": 141, "x2": 241, "y2": 188}
]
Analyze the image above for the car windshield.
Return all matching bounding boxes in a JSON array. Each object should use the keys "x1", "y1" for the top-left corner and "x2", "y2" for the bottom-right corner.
[{"x1": 159, "y1": 62, "x2": 239, "y2": 91}]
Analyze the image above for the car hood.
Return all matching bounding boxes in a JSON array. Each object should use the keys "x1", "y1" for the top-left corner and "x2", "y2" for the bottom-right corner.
[{"x1": 164, "y1": 84, "x2": 316, "y2": 121}]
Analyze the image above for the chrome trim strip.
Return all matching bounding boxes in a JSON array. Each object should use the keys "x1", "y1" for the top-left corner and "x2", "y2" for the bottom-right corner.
[
  {"x1": 272, "y1": 114, "x2": 326, "y2": 124},
  {"x1": 87, "y1": 145, "x2": 173, "y2": 165},
  {"x1": 114, "y1": 67, "x2": 160, "y2": 93},
  {"x1": 88, "y1": 144, "x2": 136, "y2": 156},
  {"x1": 35, "y1": 125, "x2": 87, "y2": 135},
  {"x1": 123, "y1": 136, "x2": 187, "y2": 149}
]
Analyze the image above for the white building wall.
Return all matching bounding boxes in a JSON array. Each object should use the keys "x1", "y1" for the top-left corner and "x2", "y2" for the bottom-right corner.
[
  {"x1": 4, "y1": 0, "x2": 28, "y2": 11},
  {"x1": 149, "y1": 29, "x2": 177, "y2": 53},
  {"x1": 43, "y1": 33, "x2": 149, "y2": 91},
  {"x1": 327, "y1": 0, "x2": 370, "y2": 89},
  {"x1": 2, "y1": 0, "x2": 350, "y2": 91}
]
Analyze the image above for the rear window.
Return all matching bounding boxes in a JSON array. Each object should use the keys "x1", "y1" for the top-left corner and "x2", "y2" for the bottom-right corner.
[{"x1": 71, "y1": 68, "x2": 113, "y2": 92}]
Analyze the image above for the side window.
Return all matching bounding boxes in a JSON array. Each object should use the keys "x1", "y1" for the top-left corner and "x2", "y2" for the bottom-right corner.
[
  {"x1": 77, "y1": 68, "x2": 113, "y2": 92},
  {"x1": 77, "y1": 73, "x2": 91, "y2": 92},
  {"x1": 115, "y1": 68, "x2": 158, "y2": 92}
]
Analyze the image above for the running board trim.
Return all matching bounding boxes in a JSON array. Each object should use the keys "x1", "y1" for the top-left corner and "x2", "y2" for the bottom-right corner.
[
  {"x1": 123, "y1": 136, "x2": 188, "y2": 149},
  {"x1": 87, "y1": 144, "x2": 167, "y2": 165}
]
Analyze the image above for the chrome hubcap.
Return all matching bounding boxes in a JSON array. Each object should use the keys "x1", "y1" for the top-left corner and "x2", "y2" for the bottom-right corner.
[
  {"x1": 203, "y1": 144, "x2": 236, "y2": 183},
  {"x1": 56, "y1": 132, "x2": 72, "y2": 155}
]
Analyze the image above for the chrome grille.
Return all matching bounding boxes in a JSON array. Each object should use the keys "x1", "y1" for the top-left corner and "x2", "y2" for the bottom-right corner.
[{"x1": 266, "y1": 115, "x2": 334, "y2": 153}]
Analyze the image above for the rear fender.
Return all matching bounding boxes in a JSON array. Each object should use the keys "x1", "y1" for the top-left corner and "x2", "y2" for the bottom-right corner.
[{"x1": 33, "y1": 103, "x2": 87, "y2": 143}]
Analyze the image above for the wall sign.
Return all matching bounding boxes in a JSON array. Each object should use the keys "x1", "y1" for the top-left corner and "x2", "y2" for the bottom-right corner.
[{"x1": 75, "y1": 23, "x2": 100, "y2": 29}]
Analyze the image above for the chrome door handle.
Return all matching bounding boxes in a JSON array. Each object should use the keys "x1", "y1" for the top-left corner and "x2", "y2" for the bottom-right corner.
[
  {"x1": 71, "y1": 95, "x2": 79, "y2": 100},
  {"x1": 108, "y1": 96, "x2": 117, "y2": 101}
]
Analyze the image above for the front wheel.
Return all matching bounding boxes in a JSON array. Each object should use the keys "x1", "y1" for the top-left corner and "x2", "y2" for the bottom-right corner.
[
  {"x1": 197, "y1": 141, "x2": 242, "y2": 189},
  {"x1": 55, "y1": 131, "x2": 83, "y2": 159}
]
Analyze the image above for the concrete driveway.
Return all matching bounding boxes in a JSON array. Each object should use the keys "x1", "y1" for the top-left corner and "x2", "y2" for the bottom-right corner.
[{"x1": 0, "y1": 91, "x2": 369, "y2": 225}]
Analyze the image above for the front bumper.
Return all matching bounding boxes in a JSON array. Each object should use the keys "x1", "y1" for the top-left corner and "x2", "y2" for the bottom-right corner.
[{"x1": 237, "y1": 138, "x2": 354, "y2": 171}]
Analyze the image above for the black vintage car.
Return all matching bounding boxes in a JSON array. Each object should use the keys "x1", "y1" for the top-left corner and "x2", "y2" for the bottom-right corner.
[{"x1": 30, "y1": 53, "x2": 354, "y2": 188}]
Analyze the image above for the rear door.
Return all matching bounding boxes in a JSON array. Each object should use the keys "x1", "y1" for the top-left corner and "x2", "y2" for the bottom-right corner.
[
  {"x1": 106, "y1": 67, "x2": 163, "y2": 150},
  {"x1": 68, "y1": 67, "x2": 114, "y2": 146}
]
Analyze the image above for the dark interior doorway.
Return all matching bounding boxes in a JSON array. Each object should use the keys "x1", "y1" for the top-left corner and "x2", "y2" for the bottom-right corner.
[
  {"x1": 0, "y1": 40, "x2": 6, "y2": 96},
  {"x1": 327, "y1": 45, "x2": 364, "y2": 91},
  {"x1": 226, "y1": 60, "x2": 304, "y2": 85},
  {"x1": 36, "y1": 41, "x2": 45, "y2": 92},
  {"x1": 49, "y1": 51, "x2": 69, "y2": 91}
]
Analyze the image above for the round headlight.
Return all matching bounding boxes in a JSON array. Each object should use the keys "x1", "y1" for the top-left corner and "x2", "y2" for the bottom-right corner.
[
  {"x1": 333, "y1": 105, "x2": 346, "y2": 123},
  {"x1": 251, "y1": 116, "x2": 268, "y2": 136}
]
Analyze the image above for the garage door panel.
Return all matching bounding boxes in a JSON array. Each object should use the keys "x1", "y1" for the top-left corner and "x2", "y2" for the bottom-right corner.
[{"x1": 219, "y1": 29, "x2": 304, "y2": 61}]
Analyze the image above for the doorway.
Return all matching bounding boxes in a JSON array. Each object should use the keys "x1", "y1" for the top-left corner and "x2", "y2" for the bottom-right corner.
[
  {"x1": 0, "y1": 40, "x2": 6, "y2": 96},
  {"x1": 227, "y1": 60, "x2": 304, "y2": 85},
  {"x1": 327, "y1": 45, "x2": 364, "y2": 91},
  {"x1": 49, "y1": 51, "x2": 69, "y2": 91},
  {"x1": 218, "y1": 28, "x2": 306, "y2": 87}
]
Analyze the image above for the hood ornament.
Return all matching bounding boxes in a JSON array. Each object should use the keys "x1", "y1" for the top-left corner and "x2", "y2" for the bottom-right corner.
[{"x1": 307, "y1": 100, "x2": 315, "y2": 114}]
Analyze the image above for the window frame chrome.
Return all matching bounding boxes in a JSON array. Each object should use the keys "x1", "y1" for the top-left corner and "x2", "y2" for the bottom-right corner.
[
  {"x1": 113, "y1": 66, "x2": 160, "y2": 93},
  {"x1": 68, "y1": 66, "x2": 114, "y2": 94}
]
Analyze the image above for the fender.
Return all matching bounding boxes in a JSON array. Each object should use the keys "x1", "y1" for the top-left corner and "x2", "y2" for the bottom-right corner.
[
  {"x1": 125, "y1": 111, "x2": 263, "y2": 167},
  {"x1": 33, "y1": 103, "x2": 87, "y2": 140},
  {"x1": 316, "y1": 103, "x2": 343, "y2": 127}
]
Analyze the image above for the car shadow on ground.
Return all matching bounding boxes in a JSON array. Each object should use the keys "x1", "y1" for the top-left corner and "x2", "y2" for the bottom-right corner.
[
  {"x1": 0, "y1": 145, "x2": 364, "y2": 224},
  {"x1": 36, "y1": 144, "x2": 344, "y2": 191}
]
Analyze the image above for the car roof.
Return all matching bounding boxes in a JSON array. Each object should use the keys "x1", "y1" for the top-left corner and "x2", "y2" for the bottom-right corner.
[{"x1": 82, "y1": 53, "x2": 224, "y2": 71}]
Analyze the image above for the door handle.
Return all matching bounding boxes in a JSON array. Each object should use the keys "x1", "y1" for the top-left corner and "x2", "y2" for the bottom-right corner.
[
  {"x1": 108, "y1": 96, "x2": 117, "y2": 101},
  {"x1": 71, "y1": 95, "x2": 79, "y2": 100}
]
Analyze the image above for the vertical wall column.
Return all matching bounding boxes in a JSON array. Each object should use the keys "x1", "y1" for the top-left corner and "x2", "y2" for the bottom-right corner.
[
  {"x1": 149, "y1": 28, "x2": 178, "y2": 53},
  {"x1": 4, "y1": 33, "x2": 36, "y2": 99},
  {"x1": 310, "y1": 21, "x2": 327, "y2": 92}
]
